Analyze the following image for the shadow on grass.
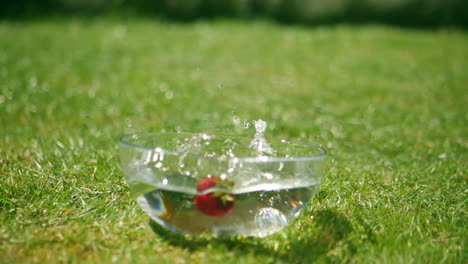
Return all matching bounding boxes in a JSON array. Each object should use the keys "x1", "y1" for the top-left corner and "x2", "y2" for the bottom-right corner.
[{"x1": 149, "y1": 209, "x2": 357, "y2": 262}]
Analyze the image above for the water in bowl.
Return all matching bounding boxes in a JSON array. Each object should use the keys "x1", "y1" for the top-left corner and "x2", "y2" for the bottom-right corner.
[
  {"x1": 121, "y1": 120, "x2": 326, "y2": 237},
  {"x1": 132, "y1": 181, "x2": 318, "y2": 237}
]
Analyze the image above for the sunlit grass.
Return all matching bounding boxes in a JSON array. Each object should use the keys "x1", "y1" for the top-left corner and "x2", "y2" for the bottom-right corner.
[{"x1": 0, "y1": 18, "x2": 466, "y2": 263}]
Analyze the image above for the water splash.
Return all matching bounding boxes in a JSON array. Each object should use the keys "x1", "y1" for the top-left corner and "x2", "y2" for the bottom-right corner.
[
  {"x1": 249, "y1": 120, "x2": 276, "y2": 156},
  {"x1": 232, "y1": 115, "x2": 240, "y2": 126},
  {"x1": 126, "y1": 119, "x2": 133, "y2": 129},
  {"x1": 175, "y1": 133, "x2": 211, "y2": 153}
]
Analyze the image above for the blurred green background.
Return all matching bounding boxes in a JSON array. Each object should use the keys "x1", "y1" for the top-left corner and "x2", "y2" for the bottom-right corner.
[
  {"x1": 2, "y1": 0, "x2": 468, "y2": 28},
  {"x1": 1, "y1": 0, "x2": 467, "y2": 263}
]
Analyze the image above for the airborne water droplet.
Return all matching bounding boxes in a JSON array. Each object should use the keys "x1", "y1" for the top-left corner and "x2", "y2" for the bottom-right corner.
[
  {"x1": 165, "y1": 90, "x2": 174, "y2": 99},
  {"x1": 232, "y1": 116, "x2": 240, "y2": 126},
  {"x1": 125, "y1": 118, "x2": 134, "y2": 130},
  {"x1": 254, "y1": 120, "x2": 266, "y2": 133},
  {"x1": 249, "y1": 119, "x2": 276, "y2": 156}
]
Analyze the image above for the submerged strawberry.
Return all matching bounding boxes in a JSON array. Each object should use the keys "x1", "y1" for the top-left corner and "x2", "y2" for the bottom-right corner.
[{"x1": 194, "y1": 177, "x2": 235, "y2": 217}]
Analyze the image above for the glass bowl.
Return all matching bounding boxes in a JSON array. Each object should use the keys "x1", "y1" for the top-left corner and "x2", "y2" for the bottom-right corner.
[{"x1": 120, "y1": 132, "x2": 327, "y2": 237}]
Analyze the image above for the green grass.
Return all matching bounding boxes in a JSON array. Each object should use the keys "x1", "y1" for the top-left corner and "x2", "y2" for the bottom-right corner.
[{"x1": 0, "y1": 18, "x2": 467, "y2": 263}]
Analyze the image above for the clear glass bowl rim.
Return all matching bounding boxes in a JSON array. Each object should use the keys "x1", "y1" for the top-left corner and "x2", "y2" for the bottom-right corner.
[{"x1": 120, "y1": 132, "x2": 327, "y2": 163}]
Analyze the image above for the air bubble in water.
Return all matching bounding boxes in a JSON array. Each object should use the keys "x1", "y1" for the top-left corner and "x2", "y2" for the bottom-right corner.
[
  {"x1": 254, "y1": 207, "x2": 288, "y2": 230},
  {"x1": 262, "y1": 172, "x2": 274, "y2": 180}
]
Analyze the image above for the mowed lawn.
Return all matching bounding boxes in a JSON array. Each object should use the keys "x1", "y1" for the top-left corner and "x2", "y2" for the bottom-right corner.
[{"x1": 0, "y1": 18, "x2": 466, "y2": 263}]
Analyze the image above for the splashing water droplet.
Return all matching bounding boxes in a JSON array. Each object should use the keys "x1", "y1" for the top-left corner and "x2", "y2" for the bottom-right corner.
[
  {"x1": 127, "y1": 121, "x2": 133, "y2": 128},
  {"x1": 278, "y1": 162, "x2": 284, "y2": 171},
  {"x1": 249, "y1": 119, "x2": 276, "y2": 156},
  {"x1": 232, "y1": 116, "x2": 240, "y2": 126},
  {"x1": 254, "y1": 120, "x2": 267, "y2": 133},
  {"x1": 165, "y1": 90, "x2": 174, "y2": 99},
  {"x1": 201, "y1": 133, "x2": 211, "y2": 140}
]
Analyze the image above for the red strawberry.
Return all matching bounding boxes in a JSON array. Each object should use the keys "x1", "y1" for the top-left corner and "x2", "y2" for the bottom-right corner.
[{"x1": 194, "y1": 177, "x2": 235, "y2": 217}]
